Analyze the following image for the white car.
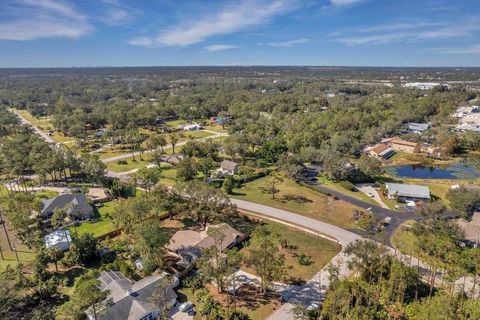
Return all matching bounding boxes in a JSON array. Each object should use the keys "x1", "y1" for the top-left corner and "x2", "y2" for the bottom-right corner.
[
  {"x1": 366, "y1": 192, "x2": 374, "y2": 197},
  {"x1": 179, "y1": 301, "x2": 194, "y2": 313}
]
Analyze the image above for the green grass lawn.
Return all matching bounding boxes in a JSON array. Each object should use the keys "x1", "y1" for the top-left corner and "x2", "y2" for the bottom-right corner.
[
  {"x1": 106, "y1": 155, "x2": 154, "y2": 172},
  {"x1": 232, "y1": 176, "x2": 358, "y2": 229},
  {"x1": 204, "y1": 124, "x2": 228, "y2": 134},
  {"x1": 159, "y1": 166, "x2": 178, "y2": 186},
  {"x1": 16, "y1": 110, "x2": 75, "y2": 143},
  {"x1": 0, "y1": 225, "x2": 36, "y2": 271},
  {"x1": 70, "y1": 201, "x2": 117, "y2": 238},
  {"x1": 316, "y1": 176, "x2": 378, "y2": 205},
  {"x1": 391, "y1": 220, "x2": 418, "y2": 256},
  {"x1": 244, "y1": 221, "x2": 341, "y2": 282}
]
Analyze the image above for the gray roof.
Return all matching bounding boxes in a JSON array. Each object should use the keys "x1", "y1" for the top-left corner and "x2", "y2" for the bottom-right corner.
[
  {"x1": 160, "y1": 153, "x2": 184, "y2": 165},
  {"x1": 386, "y1": 183, "x2": 430, "y2": 199},
  {"x1": 41, "y1": 193, "x2": 93, "y2": 220},
  {"x1": 220, "y1": 160, "x2": 239, "y2": 173},
  {"x1": 407, "y1": 122, "x2": 430, "y2": 131},
  {"x1": 94, "y1": 270, "x2": 177, "y2": 320}
]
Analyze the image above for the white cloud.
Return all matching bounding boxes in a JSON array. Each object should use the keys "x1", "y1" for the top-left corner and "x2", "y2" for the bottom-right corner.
[
  {"x1": 330, "y1": 0, "x2": 363, "y2": 5},
  {"x1": 204, "y1": 44, "x2": 240, "y2": 51},
  {"x1": 334, "y1": 16, "x2": 480, "y2": 46},
  {"x1": 128, "y1": 0, "x2": 297, "y2": 47},
  {"x1": 431, "y1": 44, "x2": 480, "y2": 54},
  {"x1": 0, "y1": 0, "x2": 92, "y2": 41},
  {"x1": 127, "y1": 37, "x2": 154, "y2": 47},
  {"x1": 269, "y1": 38, "x2": 309, "y2": 47},
  {"x1": 98, "y1": 0, "x2": 141, "y2": 26}
]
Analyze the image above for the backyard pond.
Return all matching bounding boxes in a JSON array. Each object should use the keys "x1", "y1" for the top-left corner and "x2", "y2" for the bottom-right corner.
[{"x1": 385, "y1": 162, "x2": 480, "y2": 180}]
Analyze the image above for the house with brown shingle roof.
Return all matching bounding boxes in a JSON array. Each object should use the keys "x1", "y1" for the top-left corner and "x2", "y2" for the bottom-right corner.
[
  {"x1": 167, "y1": 223, "x2": 243, "y2": 265},
  {"x1": 382, "y1": 137, "x2": 421, "y2": 153},
  {"x1": 367, "y1": 143, "x2": 395, "y2": 159}
]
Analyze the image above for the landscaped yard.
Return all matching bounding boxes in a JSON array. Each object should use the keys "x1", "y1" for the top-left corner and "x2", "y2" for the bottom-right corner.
[
  {"x1": 70, "y1": 201, "x2": 117, "y2": 238},
  {"x1": 232, "y1": 176, "x2": 358, "y2": 229}
]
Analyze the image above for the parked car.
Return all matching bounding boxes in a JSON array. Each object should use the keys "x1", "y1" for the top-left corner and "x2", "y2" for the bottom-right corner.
[
  {"x1": 179, "y1": 301, "x2": 195, "y2": 313},
  {"x1": 366, "y1": 192, "x2": 374, "y2": 197}
]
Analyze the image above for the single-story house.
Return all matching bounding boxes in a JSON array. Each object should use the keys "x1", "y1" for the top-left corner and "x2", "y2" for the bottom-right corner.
[
  {"x1": 383, "y1": 137, "x2": 420, "y2": 154},
  {"x1": 407, "y1": 122, "x2": 430, "y2": 133},
  {"x1": 41, "y1": 193, "x2": 94, "y2": 221},
  {"x1": 218, "y1": 160, "x2": 239, "y2": 175},
  {"x1": 386, "y1": 183, "x2": 430, "y2": 201},
  {"x1": 183, "y1": 123, "x2": 201, "y2": 131},
  {"x1": 367, "y1": 143, "x2": 395, "y2": 159},
  {"x1": 87, "y1": 270, "x2": 178, "y2": 320},
  {"x1": 44, "y1": 229, "x2": 72, "y2": 252},
  {"x1": 167, "y1": 223, "x2": 243, "y2": 265},
  {"x1": 456, "y1": 212, "x2": 480, "y2": 248},
  {"x1": 159, "y1": 153, "x2": 184, "y2": 165}
]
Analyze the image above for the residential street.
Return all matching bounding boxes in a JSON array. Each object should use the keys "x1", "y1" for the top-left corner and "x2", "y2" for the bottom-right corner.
[
  {"x1": 11, "y1": 109, "x2": 55, "y2": 143},
  {"x1": 101, "y1": 131, "x2": 228, "y2": 164},
  {"x1": 9, "y1": 107, "x2": 477, "y2": 319}
]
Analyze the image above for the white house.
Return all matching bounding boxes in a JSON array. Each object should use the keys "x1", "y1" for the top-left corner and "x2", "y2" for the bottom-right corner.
[
  {"x1": 44, "y1": 229, "x2": 72, "y2": 252},
  {"x1": 183, "y1": 123, "x2": 201, "y2": 131}
]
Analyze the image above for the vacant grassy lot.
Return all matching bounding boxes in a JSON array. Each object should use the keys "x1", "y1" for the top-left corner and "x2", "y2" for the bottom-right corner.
[
  {"x1": 16, "y1": 110, "x2": 74, "y2": 143},
  {"x1": 0, "y1": 222, "x2": 36, "y2": 270},
  {"x1": 233, "y1": 176, "x2": 358, "y2": 229},
  {"x1": 243, "y1": 221, "x2": 341, "y2": 282},
  {"x1": 70, "y1": 201, "x2": 117, "y2": 238},
  {"x1": 176, "y1": 284, "x2": 280, "y2": 320}
]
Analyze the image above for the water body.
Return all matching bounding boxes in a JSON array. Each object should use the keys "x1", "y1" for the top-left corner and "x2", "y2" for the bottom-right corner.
[{"x1": 386, "y1": 162, "x2": 480, "y2": 180}]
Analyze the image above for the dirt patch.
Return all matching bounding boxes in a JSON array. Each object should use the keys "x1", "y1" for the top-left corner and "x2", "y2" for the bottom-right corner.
[{"x1": 205, "y1": 283, "x2": 281, "y2": 318}]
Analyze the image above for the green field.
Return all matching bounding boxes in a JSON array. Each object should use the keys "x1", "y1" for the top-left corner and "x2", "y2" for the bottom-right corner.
[
  {"x1": 70, "y1": 201, "x2": 117, "y2": 238},
  {"x1": 233, "y1": 176, "x2": 358, "y2": 229}
]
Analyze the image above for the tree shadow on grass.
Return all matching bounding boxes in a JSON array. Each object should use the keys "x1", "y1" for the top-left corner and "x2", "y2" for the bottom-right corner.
[{"x1": 280, "y1": 194, "x2": 313, "y2": 204}]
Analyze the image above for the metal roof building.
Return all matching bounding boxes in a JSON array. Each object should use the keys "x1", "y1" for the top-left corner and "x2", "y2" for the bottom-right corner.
[{"x1": 386, "y1": 183, "x2": 430, "y2": 200}]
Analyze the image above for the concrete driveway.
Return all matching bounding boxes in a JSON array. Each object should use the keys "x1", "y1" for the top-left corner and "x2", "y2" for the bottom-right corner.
[{"x1": 355, "y1": 184, "x2": 389, "y2": 209}]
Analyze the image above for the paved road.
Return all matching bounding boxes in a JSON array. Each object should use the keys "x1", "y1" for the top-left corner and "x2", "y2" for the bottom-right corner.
[
  {"x1": 101, "y1": 131, "x2": 228, "y2": 164},
  {"x1": 10, "y1": 109, "x2": 55, "y2": 143},
  {"x1": 307, "y1": 183, "x2": 420, "y2": 242},
  {"x1": 355, "y1": 183, "x2": 389, "y2": 209}
]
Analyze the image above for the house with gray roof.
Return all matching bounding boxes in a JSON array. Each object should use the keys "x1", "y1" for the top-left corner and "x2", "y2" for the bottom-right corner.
[
  {"x1": 407, "y1": 122, "x2": 430, "y2": 133},
  {"x1": 386, "y1": 183, "x2": 430, "y2": 201},
  {"x1": 87, "y1": 270, "x2": 178, "y2": 320},
  {"x1": 218, "y1": 160, "x2": 239, "y2": 175},
  {"x1": 41, "y1": 193, "x2": 93, "y2": 221}
]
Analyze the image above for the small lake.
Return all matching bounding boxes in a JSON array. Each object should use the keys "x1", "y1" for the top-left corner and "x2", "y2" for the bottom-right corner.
[{"x1": 385, "y1": 162, "x2": 480, "y2": 180}]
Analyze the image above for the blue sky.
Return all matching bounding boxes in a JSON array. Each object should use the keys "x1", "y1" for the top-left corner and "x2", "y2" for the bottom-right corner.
[{"x1": 1, "y1": 0, "x2": 480, "y2": 67}]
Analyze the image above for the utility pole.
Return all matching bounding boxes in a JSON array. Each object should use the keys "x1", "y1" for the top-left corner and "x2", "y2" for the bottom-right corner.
[{"x1": 0, "y1": 211, "x2": 13, "y2": 250}]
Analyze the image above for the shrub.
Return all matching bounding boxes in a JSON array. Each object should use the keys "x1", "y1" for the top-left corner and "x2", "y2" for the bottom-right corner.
[
  {"x1": 116, "y1": 159, "x2": 128, "y2": 165},
  {"x1": 297, "y1": 253, "x2": 312, "y2": 266},
  {"x1": 338, "y1": 180, "x2": 356, "y2": 191}
]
